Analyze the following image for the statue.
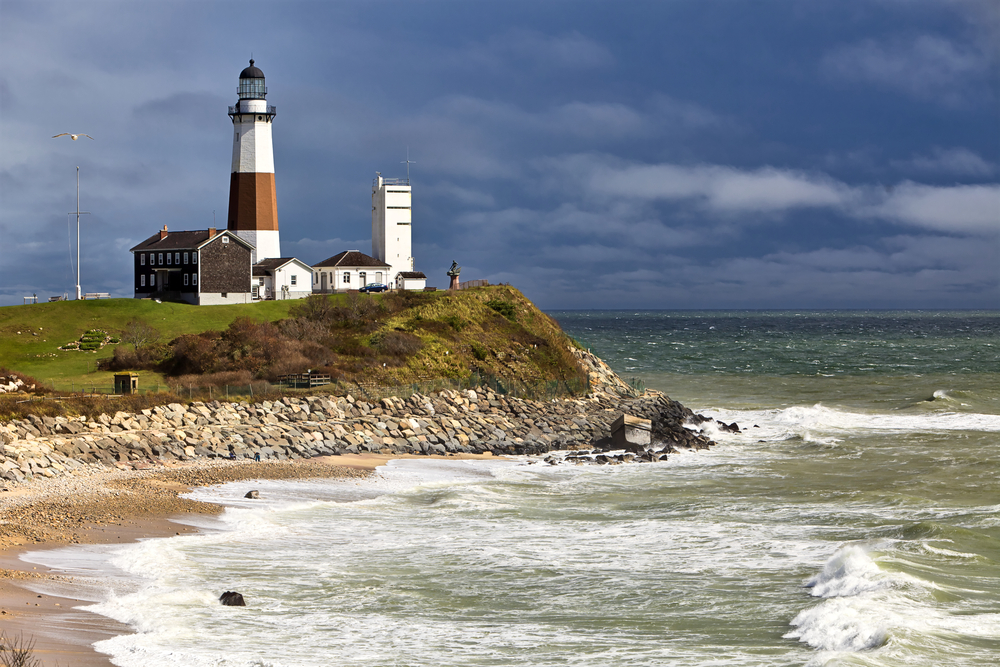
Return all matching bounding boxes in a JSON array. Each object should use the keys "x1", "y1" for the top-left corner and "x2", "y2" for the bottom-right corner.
[{"x1": 447, "y1": 260, "x2": 461, "y2": 290}]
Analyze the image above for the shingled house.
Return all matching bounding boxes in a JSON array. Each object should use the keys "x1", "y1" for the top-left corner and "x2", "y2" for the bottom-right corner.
[{"x1": 130, "y1": 226, "x2": 253, "y2": 305}]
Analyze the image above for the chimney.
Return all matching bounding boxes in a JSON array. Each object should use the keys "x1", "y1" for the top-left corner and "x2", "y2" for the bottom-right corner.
[
  {"x1": 159, "y1": 225, "x2": 168, "y2": 240},
  {"x1": 208, "y1": 227, "x2": 217, "y2": 238}
]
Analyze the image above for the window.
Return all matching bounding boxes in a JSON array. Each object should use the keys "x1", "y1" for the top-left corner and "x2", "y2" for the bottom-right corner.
[
  {"x1": 343, "y1": 272, "x2": 350, "y2": 284},
  {"x1": 150, "y1": 273, "x2": 156, "y2": 286},
  {"x1": 290, "y1": 274, "x2": 297, "y2": 286},
  {"x1": 174, "y1": 252, "x2": 180, "y2": 264},
  {"x1": 192, "y1": 274, "x2": 197, "y2": 286},
  {"x1": 140, "y1": 254, "x2": 145, "y2": 266},
  {"x1": 141, "y1": 275, "x2": 146, "y2": 287},
  {"x1": 158, "y1": 253, "x2": 163, "y2": 265},
  {"x1": 167, "y1": 253, "x2": 172, "y2": 265},
  {"x1": 193, "y1": 252, "x2": 198, "y2": 264},
  {"x1": 221, "y1": 292, "x2": 228, "y2": 298},
  {"x1": 183, "y1": 252, "x2": 189, "y2": 264},
  {"x1": 184, "y1": 274, "x2": 189, "y2": 286},
  {"x1": 222, "y1": 236, "x2": 229, "y2": 244}
]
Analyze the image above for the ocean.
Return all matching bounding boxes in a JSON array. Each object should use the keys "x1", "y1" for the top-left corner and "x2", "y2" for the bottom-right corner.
[{"x1": 23, "y1": 310, "x2": 1000, "y2": 666}]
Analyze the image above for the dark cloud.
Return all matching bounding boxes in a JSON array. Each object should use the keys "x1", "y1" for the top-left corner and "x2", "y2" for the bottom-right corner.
[{"x1": 0, "y1": 0, "x2": 997, "y2": 309}]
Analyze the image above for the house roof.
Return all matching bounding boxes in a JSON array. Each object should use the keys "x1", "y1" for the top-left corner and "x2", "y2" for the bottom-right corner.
[
  {"x1": 399, "y1": 271, "x2": 427, "y2": 279},
  {"x1": 130, "y1": 229, "x2": 253, "y2": 253},
  {"x1": 314, "y1": 250, "x2": 390, "y2": 269},
  {"x1": 252, "y1": 257, "x2": 308, "y2": 276}
]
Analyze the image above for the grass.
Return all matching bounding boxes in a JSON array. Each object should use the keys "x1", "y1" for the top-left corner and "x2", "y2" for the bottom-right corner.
[
  {"x1": 0, "y1": 297, "x2": 307, "y2": 390},
  {"x1": 0, "y1": 287, "x2": 588, "y2": 395}
]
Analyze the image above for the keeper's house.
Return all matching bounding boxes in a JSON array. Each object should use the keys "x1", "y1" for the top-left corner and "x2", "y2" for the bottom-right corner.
[
  {"x1": 312, "y1": 250, "x2": 390, "y2": 293},
  {"x1": 130, "y1": 226, "x2": 253, "y2": 305},
  {"x1": 253, "y1": 257, "x2": 314, "y2": 300}
]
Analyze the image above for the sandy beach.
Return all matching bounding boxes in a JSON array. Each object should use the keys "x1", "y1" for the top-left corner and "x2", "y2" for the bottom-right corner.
[{"x1": 0, "y1": 453, "x2": 493, "y2": 666}]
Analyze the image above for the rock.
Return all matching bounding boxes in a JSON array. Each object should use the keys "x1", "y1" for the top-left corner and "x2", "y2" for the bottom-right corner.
[
  {"x1": 219, "y1": 591, "x2": 246, "y2": 606},
  {"x1": 244, "y1": 490, "x2": 259, "y2": 499}
]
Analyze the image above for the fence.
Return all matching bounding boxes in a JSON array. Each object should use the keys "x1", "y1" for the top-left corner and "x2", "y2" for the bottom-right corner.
[
  {"x1": 38, "y1": 372, "x2": 590, "y2": 404},
  {"x1": 458, "y1": 279, "x2": 489, "y2": 290}
]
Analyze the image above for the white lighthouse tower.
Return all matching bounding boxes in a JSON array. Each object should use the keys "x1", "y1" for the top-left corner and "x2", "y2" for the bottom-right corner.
[
  {"x1": 372, "y1": 174, "x2": 413, "y2": 285},
  {"x1": 227, "y1": 59, "x2": 280, "y2": 263}
]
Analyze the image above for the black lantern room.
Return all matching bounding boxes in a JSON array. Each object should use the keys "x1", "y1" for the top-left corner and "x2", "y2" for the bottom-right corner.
[{"x1": 238, "y1": 59, "x2": 267, "y2": 100}]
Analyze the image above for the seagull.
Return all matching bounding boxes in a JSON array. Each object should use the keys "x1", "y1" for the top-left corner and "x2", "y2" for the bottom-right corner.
[{"x1": 52, "y1": 133, "x2": 94, "y2": 140}]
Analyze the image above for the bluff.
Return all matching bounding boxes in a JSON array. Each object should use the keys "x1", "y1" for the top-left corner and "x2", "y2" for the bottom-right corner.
[{"x1": 0, "y1": 350, "x2": 722, "y2": 485}]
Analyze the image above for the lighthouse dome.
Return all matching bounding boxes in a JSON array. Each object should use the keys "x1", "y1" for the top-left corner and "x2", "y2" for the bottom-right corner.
[
  {"x1": 240, "y1": 59, "x2": 265, "y2": 79},
  {"x1": 238, "y1": 59, "x2": 267, "y2": 100}
]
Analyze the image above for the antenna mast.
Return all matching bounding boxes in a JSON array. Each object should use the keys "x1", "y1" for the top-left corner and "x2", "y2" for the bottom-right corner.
[
  {"x1": 401, "y1": 147, "x2": 415, "y2": 182},
  {"x1": 69, "y1": 166, "x2": 90, "y2": 300}
]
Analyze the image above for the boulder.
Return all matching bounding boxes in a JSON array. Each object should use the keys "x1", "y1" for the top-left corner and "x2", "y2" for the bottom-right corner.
[
  {"x1": 219, "y1": 591, "x2": 246, "y2": 606},
  {"x1": 244, "y1": 490, "x2": 260, "y2": 499}
]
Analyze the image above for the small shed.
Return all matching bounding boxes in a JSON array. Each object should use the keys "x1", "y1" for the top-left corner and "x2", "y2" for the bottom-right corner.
[
  {"x1": 397, "y1": 271, "x2": 427, "y2": 291},
  {"x1": 114, "y1": 373, "x2": 139, "y2": 395}
]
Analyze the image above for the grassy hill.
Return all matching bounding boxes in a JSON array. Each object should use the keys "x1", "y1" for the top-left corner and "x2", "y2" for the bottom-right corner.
[{"x1": 0, "y1": 287, "x2": 585, "y2": 393}]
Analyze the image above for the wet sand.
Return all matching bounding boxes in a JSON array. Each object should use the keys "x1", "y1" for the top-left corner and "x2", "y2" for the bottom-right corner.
[{"x1": 0, "y1": 453, "x2": 492, "y2": 666}]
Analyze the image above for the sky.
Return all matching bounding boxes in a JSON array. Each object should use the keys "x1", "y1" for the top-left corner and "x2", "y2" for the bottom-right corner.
[{"x1": 1, "y1": 0, "x2": 998, "y2": 310}]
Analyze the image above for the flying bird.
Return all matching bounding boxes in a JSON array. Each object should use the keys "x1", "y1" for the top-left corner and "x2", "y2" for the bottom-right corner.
[{"x1": 52, "y1": 133, "x2": 94, "y2": 140}]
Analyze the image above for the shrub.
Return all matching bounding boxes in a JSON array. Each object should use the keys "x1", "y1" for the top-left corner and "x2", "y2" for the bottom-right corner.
[
  {"x1": 471, "y1": 342, "x2": 488, "y2": 361},
  {"x1": 377, "y1": 331, "x2": 424, "y2": 357},
  {"x1": 121, "y1": 319, "x2": 160, "y2": 351},
  {"x1": 0, "y1": 630, "x2": 42, "y2": 667},
  {"x1": 291, "y1": 294, "x2": 337, "y2": 324},
  {"x1": 441, "y1": 315, "x2": 467, "y2": 332},
  {"x1": 486, "y1": 299, "x2": 516, "y2": 321}
]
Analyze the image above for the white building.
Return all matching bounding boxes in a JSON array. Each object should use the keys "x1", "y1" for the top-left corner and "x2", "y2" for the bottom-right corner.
[
  {"x1": 252, "y1": 257, "x2": 313, "y2": 300},
  {"x1": 227, "y1": 59, "x2": 280, "y2": 263},
  {"x1": 396, "y1": 271, "x2": 427, "y2": 291},
  {"x1": 372, "y1": 175, "x2": 412, "y2": 285},
  {"x1": 312, "y1": 250, "x2": 391, "y2": 292}
]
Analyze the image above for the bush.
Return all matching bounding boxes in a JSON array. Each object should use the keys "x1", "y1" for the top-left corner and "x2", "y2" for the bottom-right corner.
[
  {"x1": 441, "y1": 315, "x2": 467, "y2": 332},
  {"x1": 0, "y1": 630, "x2": 42, "y2": 667},
  {"x1": 471, "y1": 342, "x2": 488, "y2": 361},
  {"x1": 486, "y1": 299, "x2": 516, "y2": 321},
  {"x1": 377, "y1": 331, "x2": 424, "y2": 357},
  {"x1": 290, "y1": 294, "x2": 337, "y2": 324}
]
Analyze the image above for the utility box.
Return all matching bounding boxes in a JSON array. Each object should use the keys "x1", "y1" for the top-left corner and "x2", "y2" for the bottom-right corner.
[
  {"x1": 114, "y1": 373, "x2": 139, "y2": 395},
  {"x1": 611, "y1": 414, "x2": 652, "y2": 453}
]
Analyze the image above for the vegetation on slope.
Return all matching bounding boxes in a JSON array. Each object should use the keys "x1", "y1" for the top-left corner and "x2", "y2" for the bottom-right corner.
[{"x1": 0, "y1": 287, "x2": 586, "y2": 393}]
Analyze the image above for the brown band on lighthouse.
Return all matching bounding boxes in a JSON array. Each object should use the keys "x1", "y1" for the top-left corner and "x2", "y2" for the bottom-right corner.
[{"x1": 227, "y1": 172, "x2": 279, "y2": 231}]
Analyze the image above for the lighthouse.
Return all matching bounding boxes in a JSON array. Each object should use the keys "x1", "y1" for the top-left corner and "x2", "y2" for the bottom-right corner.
[{"x1": 227, "y1": 59, "x2": 279, "y2": 263}]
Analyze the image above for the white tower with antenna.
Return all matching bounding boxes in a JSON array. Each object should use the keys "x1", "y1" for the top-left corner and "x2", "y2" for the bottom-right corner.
[{"x1": 372, "y1": 166, "x2": 413, "y2": 287}]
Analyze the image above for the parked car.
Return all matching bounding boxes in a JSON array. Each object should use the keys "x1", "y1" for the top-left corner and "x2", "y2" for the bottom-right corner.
[{"x1": 359, "y1": 283, "x2": 388, "y2": 293}]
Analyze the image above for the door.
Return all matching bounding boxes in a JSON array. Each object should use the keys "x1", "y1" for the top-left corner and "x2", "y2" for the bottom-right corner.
[{"x1": 359, "y1": 271, "x2": 366, "y2": 287}]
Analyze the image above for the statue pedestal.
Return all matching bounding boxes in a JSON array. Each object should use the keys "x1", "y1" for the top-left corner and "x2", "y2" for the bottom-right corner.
[{"x1": 449, "y1": 275, "x2": 460, "y2": 290}]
